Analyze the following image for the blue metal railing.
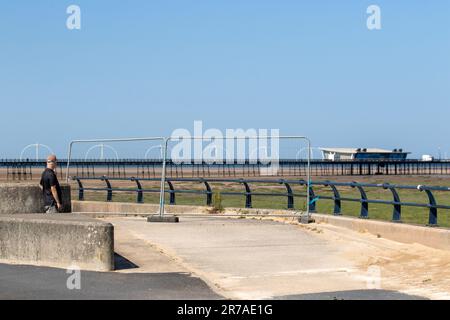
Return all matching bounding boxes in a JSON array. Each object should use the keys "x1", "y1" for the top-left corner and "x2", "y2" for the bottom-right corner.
[{"x1": 71, "y1": 176, "x2": 450, "y2": 226}]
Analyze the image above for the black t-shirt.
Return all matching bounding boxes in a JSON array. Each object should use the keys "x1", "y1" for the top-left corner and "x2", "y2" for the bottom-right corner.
[{"x1": 40, "y1": 168, "x2": 62, "y2": 206}]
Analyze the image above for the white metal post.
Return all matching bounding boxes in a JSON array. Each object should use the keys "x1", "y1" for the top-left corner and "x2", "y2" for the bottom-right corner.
[
  {"x1": 306, "y1": 138, "x2": 311, "y2": 218},
  {"x1": 159, "y1": 138, "x2": 169, "y2": 217}
]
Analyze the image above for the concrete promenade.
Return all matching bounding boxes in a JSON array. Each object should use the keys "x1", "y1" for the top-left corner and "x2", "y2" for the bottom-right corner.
[
  {"x1": 1, "y1": 215, "x2": 439, "y2": 300},
  {"x1": 102, "y1": 215, "x2": 450, "y2": 300},
  {"x1": 2, "y1": 193, "x2": 450, "y2": 299}
]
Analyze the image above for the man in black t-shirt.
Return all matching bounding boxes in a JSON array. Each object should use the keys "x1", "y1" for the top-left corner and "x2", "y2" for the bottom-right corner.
[{"x1": 40, "y1": 155, "x2": 63, "y2": 214}]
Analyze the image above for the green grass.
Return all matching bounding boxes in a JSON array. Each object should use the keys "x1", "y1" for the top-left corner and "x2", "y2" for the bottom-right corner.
[{"x1": 73, "y1": 179, "x2": 450, "y2": 228}]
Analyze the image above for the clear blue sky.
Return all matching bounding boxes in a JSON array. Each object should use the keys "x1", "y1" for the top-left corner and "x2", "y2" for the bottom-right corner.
[{"x1": 0, "y1": 1, "x2": 449, "y2": 158}]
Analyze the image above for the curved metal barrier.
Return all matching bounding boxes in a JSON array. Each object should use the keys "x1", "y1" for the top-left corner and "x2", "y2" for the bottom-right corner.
[{"x1": 71, "y1": 176, "x2": 450, "y2": 226}]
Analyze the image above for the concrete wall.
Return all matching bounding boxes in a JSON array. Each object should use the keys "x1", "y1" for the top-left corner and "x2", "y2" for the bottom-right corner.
[
  {"x1": 0, "y1": 214, "x2": 114, "y2": 271},
  {"x1": 72, "y1": 200, "x2": 209, "y2": 216},
  {"x1": 0, "y1": 183, "x2": 71, "y2": 214},
  {"x1": 311, "y1": 214, "x2": 450, "y2": 251}
]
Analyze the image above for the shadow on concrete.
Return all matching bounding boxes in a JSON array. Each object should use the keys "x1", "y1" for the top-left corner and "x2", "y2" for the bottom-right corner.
[
  {"x1": 274, "y1": 290, "x2": 428, "y2": 300},
  {"x1": 114, "y1": 253, "x2": 139, "y2": 271}
]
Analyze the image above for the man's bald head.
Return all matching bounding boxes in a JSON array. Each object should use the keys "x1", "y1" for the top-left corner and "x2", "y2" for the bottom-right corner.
[{"x1": 47, "y1": 155, "x2": 58, "y2": 169}]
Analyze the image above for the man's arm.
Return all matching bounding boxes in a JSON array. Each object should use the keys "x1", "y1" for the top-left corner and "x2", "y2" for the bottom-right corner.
[
  {"x1": 51, "y1": 186, "x2": 62, "y2": 210},
  {"x1": 48, "y1": 173, "x2": 62, "y2": 210}
]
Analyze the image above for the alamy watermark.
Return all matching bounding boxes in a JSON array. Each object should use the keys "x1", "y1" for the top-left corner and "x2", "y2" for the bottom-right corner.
[
  {"x1": 367, "y1": 5, "x2": 382, "y2": 30},
  {"x1": 366, "y1": 266, "x2": 382, "y2": 289},
  {"x1": 64, "y1": 5, "x2": 382, "y2": 32},
  {"x1": 66, "y1": 5, "x2": 81, "y2": 30},
  {"x1": 170, "y1": 121, "x2": 281, "y2": 175},
  {"x1": 66, "y1": 265, "x2": 81, "y2": 290}
]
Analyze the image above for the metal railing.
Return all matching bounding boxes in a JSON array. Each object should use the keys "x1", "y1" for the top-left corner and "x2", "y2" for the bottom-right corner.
[
  {"x1": 64, "y1": 136, "x2": 312, "y2": 219},
  {"x1": 71, "y1": 176, "x2": 450, "y2": 226}
]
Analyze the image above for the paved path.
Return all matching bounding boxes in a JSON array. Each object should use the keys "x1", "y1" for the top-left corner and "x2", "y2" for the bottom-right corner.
[
  {"x1": 3, "y1": 215, "x2": 449, "y2": 299},
  {"x1": 0, "y1": 262, "x2": 221, "y2": 300},
  {"x1": 105, "y1": 216, "x2": 432, "y2": 300}
]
